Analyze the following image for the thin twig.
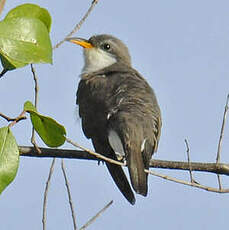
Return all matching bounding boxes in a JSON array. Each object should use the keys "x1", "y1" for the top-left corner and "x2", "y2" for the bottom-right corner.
[
  {"x1": 216, "y1": 174, "x2": 222, "y2": 190},
  {"x1": 0, "y1": 0, "x2": 6, "y2": 16},
  {"x1": 53, "y1": 0, "x2": 99, "y2": 50},
  {"x1": 216, "y1": 94, "x2": 229, "y2": 190},
  {"x1": 145, "y1": 169, "x2": 229, "y2": 193},
  {"x1": 61, "y1": 159, "x2": 77, "y2": 230},
  {"x1": 0, "y1": 112, "x2": 14, "y2": 121},
  {"x1": 30, "y1": 64, "x2": 39, "y2": 108},
  {"x1": 216, "y1": 94, "x2": 229, "y2": 163},
  {"x1": 0, "y1": 112, "x2": 26, "y2": 122},
  {"x1": 0, "y1": 69, "x2": 8, "y2": 78},
  {"x1": 79, "y1": 200, "x2": 113, "y2": 230},
  {"x1": 30, "y1": 64, "x2": 41, "y2": 154},
  {"x1": 42, "y1": 158, "x2": 56, "y2": 230},
  {"x1": 0, "y1": 0, "x2": 5, "y2": 73},
  {"x1": 185, "y1": 139, "x2": 194, "y2": 182},
  {"x1": 8, "y1": 111, "x2": 26, "y2": 128},
  {"x1": 65, "y1": 137, "x2": 125, "y2": 167}
]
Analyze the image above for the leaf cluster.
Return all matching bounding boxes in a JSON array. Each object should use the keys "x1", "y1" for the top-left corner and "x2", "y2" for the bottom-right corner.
[
  {"x1": 0, "y1": 4, "x2": 66, "y2": 193},
  {"x1": 0, "y1": 3, "x2": 52, "y2": 75}
]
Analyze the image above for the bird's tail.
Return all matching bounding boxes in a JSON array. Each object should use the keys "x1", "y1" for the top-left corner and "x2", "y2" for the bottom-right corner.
[
  {"x1": 106, "y1": 162, "x2": 136, "y2": 205},
  {"x1": 127, "y1": 150, "x2": 148, "y2": 196}
]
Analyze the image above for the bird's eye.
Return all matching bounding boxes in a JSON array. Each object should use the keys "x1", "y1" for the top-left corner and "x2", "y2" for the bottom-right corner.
[{"x1": 102, "y1": 43, "x2": 111, "y2": 50}]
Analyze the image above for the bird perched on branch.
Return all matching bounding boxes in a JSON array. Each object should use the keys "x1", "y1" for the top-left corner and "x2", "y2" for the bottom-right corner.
[{"x1": 67, "y1": 34, "x2": 161, "y2": 205}]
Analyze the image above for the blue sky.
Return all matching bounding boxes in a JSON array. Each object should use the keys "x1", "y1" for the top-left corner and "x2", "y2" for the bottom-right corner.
[{"x1": 1, "y1": 0, "x2": 229, "y2": 229}]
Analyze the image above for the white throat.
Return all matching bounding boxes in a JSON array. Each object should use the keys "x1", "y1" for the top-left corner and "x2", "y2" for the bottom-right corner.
[{"x1": 82, "y1": 48, "x2": 117, "y2": 74}]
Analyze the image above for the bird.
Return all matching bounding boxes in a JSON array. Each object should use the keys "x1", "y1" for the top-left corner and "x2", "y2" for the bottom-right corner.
[{"x1": 66, "y1": 34, "x2": 162, "y2": 205}]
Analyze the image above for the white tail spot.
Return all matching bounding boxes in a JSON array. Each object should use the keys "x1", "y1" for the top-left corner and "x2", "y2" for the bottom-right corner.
[{"x1": 108, "y1": 129, "x2": 125, "y2": 156}]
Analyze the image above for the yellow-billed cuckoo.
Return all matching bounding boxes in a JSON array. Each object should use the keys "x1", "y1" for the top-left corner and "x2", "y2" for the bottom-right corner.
[{"x1": 67, "y1": 34, "x2": 162, "y2": 205}]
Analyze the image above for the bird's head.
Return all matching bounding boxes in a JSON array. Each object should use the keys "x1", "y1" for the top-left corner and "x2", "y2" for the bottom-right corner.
[{"x1": 66, "y1": 34, "x2": 131, "y2": 74}]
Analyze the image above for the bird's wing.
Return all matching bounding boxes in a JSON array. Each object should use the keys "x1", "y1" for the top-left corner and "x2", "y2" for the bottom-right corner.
[
  {"x1": 106, "y1": 70, "x2": 161, "y2": 196},
  {"x1": 76, "y1": 79, "x2": 107, "y2": 139},
  {"x1": 76, "y1": 78, "x2": 136, "y2": 205},
  {"x1": 76, "y1": 80, "x2": 90, "y2": 138}
]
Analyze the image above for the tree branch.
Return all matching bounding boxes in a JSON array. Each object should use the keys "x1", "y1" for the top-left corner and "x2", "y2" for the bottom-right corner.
[
  {"x1": 216, "y1": 93, "x2": 229, "y2": 189},
  {"x1": 42, "y1": 158, "x2": 56, "y2": 230},
  {"x1": 61, "y1": 159, "x2": 77, "y2": 230},
  {"x1": 0, "y1": 0, "x2": 6, "y2": 16},
  {"x1": 53, "y1": 0, "x2": 99, "y2": 50},
  {"x1": 8, "y1": 111, "x2": 26, "y2": 128},
  {"x1": 30, "y1": 64, "x2": 41, "y2": 154},
  {"x1": 0, "y1": 112, "x2": 26, "y2": 123},
  {"x1": 79, "y1": 200, "x2": 113, "y2": 230},
  {"x1": 19, "y1": 146, "x2": 229, "y2": 176},
  {"x1": 145, "y1": 169, "x2": 229, "y2": 193}
]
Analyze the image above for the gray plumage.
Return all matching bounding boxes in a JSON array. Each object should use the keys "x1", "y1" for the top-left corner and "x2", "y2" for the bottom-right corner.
[{"x1": 68, "y1": 34, "x2": 162, "y2": 204}]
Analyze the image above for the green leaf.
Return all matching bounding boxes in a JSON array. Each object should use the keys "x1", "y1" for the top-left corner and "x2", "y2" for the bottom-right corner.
[
  {"x1": 0, "y1": 126, "x2": 19, "y2": 194},
  {"x1": 5, "y1": 3, "x2": 52, "y2": 32},
  {"x1": 24, "y1": 101, "x2": 66, "y2": 147},
  {"x1": 24, "y1": 100, "x2": 37, "y2": 113},
  {"x1": 0, "y1": 17, "x2": 52, "y2": 70},
  {"x1": 0, "y1": 3, "x2": 52, "y2": 72}
]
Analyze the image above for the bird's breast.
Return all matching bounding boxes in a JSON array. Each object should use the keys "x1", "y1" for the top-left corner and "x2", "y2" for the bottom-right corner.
[{"x1": 77, "y1": 75, "x2": 113, "y2": 120}]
